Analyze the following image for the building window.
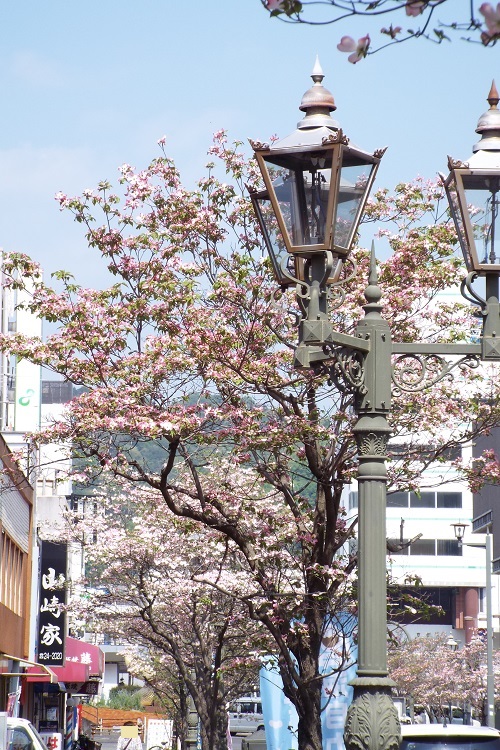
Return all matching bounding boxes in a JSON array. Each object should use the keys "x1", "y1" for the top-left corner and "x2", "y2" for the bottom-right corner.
[
  {"x1": 387, "y1": 492, "x2": 409, "y2": 507},
  {"x1": 410, "y1": 492, "x2": 435, "y2": 508},
  {"x1": 479, "y1": 587, "x2": 486, "y2": 613},
  {"x1": 436, "y1": 492, "x2": 462, "y2": 508},
  {"x1": 409, "y1": 538, "x2": 436, "y2": 555},
  {"x1": 0, "y1": 534, "x2": 25, "y2": 616},
  {"x1": 395, "y1": 539, "x2": 464, "y2": 556},
  {"x1": 349, "y1": 492, "x2": 358, "y2": 510},
  {"x1": 437, "y1": 539, "x2": 462, "y2": 556},
  {"x1": 42, "y1": 380, "x2": 74, "y2": 404}
]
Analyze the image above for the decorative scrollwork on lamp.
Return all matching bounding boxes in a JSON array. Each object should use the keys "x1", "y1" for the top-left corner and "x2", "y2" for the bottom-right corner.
[
  {"x1": 322, "y1": 345, "x2": 367, "y2": 395},
  {"x1": 391, "y1": 352, "x2": 480, "y2": 394}
]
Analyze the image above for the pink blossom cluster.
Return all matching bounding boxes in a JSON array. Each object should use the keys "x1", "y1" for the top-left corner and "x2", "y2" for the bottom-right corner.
[{"x1": 479, "y1": 2, "x2": 500, "y2": 43}]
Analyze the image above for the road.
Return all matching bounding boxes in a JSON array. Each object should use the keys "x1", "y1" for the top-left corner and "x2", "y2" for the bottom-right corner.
[{"x1": 90, "y1": 729, "x2": 243, "y2": 750}]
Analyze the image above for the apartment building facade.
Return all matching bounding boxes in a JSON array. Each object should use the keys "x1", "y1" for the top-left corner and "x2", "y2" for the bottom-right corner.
[{"x1": 348, "y1": 440, "x2": 497, "y2": 648}]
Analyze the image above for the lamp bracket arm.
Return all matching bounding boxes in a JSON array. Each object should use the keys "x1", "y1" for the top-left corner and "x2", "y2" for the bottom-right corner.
[
  {"x1": 391, "y1": 343, "x2": 481, "y2": 356},
  {"x1": 294, "y1": 293, "x2": 308, "y2": 319},
  {"x1": 325, "y1": 331, "x2": 371, "y2": 354},
  {"x1": 328, "y1": 257, "x2": 358, "y2": 313},
  {"x1": 323, "y1": 251, "x2": 334, "y2": 286}
]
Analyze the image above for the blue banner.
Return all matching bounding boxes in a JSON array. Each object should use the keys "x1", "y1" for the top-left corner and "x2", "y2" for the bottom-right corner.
[
  {"x1": 320, "y1": 615, "x2": 358, "y2": 750},
  {"x1": 259, "y1": 615, "x2": 357, "y2": 750},
  {"x1": 260, "y1": 659, "x2": 298, "y2": 750}
]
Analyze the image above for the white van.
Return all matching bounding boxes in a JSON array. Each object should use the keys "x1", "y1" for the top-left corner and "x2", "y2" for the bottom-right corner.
[
  {"x1": 6, "y1": 718, "x2": 49, "y2": 750},
  {"x1": 228, "y1": 696, "x2": 264, "y2": 735}
]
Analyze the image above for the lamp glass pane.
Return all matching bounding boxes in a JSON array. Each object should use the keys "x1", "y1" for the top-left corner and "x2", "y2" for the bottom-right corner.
[
  {"x1": 302, "y1": 168, "x2": 331, "y2": 246},
  {"x1": 335, "y1": 163, "x2": 371, "y2": 250},
  {"x1": 462, "y1": 174, "x2": 500, "y2": 266},
  {"x1": 252, "y1": 191, "x2": 293, "y2": 285},
  {"x1": 445, "y1": 180, "x2": 471, "y2": 266},
  {"x1": 272, "y1": 166, "x2": 332, "y2": 248}
]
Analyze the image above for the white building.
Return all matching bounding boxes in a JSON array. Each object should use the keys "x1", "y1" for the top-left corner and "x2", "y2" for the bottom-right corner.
[{"x1": 348, "y1": 440, "x2": 499, "y2": 648}]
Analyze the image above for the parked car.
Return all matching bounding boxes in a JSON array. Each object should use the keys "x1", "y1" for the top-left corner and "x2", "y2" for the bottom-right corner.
[
  {"x1": 400, "y1": 723, "x2": 500, "y2": 750},
  {"x1": 411, "y1": 705, "x2": 480, "y2": 726},
  {"x1": 6, "y1": 718, "x2": 49, "y2": 750},
  {"x1": 228, "y1": 696, "x2": 264, "y2": 735}
]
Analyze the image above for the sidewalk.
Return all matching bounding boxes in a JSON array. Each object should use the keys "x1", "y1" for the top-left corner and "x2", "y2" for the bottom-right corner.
[{"x1": 87, "y1": 730, "x2": 119, "y2": 750}]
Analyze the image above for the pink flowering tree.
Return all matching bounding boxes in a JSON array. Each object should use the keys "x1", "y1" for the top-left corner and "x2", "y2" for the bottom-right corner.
[
  {"x1": 388, "y1": 633, "x2": 500, "y2": 723},
  {"x1": 64, "y1": 479, "x2": 269, "y2": 750},
  {"x1": 3, "y1": 134, "x2": 500, "y2": 750},
  {"x1": 261, "y1": 1, "x2": 500, "y2": 61}
]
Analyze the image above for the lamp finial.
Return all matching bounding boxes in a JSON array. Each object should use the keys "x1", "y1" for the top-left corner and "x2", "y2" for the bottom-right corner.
[
  {"x1": 488, "y1": 80, "x2": 499, "y2": 109},
  {"x1": 298, "y1": 59, "x2": 337, "y2": 125},
  {"x1": 473, "y1": 81, "x2": 500, "y2": 152},
  {"x1": 312, "y1": 56, "x2": 324, "y2": 83}
]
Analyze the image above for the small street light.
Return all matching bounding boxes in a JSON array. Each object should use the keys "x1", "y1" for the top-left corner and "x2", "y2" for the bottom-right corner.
[
  {"x1": 451, "y1": 522, "x2": 469, "y2": 547},
  {"x1": 251, "y1": 62, "x2": 500, "y2": 750},
  {"x1": 452, "y1": 522, "x2": 495, "y2": 728},
  {"x1": 446, "y1": 633, "x2": 459, "y2": 651}
]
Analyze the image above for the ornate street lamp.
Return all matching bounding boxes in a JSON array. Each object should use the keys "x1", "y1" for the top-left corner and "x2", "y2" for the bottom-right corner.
[
  {"x1": 452, "y1": 521, "x2": 495, "y2": 727},
  {"x1": 443, "y1": 82, "x2": 500, "y2": 275},
  {"x1": 250, "y1": 61, "x2": 399, "y2": 750},
  {"x1": 250, "y1": 59, "x2": 385, "y2": 368},
  {"x1": 250, "y1": 58, "x2": 384, "y2": 276}
]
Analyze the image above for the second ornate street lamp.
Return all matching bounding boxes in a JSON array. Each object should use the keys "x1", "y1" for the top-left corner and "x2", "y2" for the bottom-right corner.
[
  {"x1": 442, "y1": 81, "x2": 500, "y2": 360},
  {"x1": 251, "y1": 63, "x2": 500, "y2": 750}
]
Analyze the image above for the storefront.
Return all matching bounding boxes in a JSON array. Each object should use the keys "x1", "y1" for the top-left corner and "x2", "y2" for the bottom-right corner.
[
  {"x1": 0, "y1": 434, "x2": 35, "y2": 718},
  {"x1": 25, "y1": 637, "x2": 104, "y2": 750}
]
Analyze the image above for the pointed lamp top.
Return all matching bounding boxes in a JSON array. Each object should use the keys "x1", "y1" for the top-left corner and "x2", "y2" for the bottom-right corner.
[
  {"x1": 473, "y1": 80, "x2": 500, "y2": 154},
  {"x1": 297, "y1": 56, "x2": 337, "y2": 129},
  {"x1": 488, "y1": 80, "x2": 499, "y2": 108}
]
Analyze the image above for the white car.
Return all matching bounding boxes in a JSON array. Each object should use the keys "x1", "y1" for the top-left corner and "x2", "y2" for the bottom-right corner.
[
  {"x1": 6, "y1": 718, "x2": 49, "y2": 750},
  {"x1": 228, "y1": 696, "x2": 264, "y2": 735},
  {"x1": 401, "y1": 723, "x2": 500, "y2": 750}
]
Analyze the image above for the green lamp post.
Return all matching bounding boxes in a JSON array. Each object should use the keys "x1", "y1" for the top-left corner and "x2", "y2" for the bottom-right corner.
[{"x1": 251, "y1": 64, "x2": 500, "y2": 750}]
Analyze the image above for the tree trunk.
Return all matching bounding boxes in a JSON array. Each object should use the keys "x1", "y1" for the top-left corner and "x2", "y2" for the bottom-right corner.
[
  {"x1": 296, "y1": 680, "x2": 323, "y2": 750},
  {"x1": 176, "y1": 682, "x2": 189, "y2": 750},
  {"x1": 198, "y1": 703, "x2": 228, "y2": 750},
  {"x1": 280, "y1": 643, "x2": 324, "y2": 750}
]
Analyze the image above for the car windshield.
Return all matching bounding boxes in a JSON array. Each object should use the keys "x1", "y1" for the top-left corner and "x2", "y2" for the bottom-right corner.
[
  {"x1": 7, "y1": 725, "x2": 48, "y2": 750},
  {"x1": 402, "y1": 739, "x2": 500, "y2": 750}
]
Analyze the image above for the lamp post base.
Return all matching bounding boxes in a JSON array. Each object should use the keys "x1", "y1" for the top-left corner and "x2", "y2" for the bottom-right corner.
[{"x1": 344, "y1": 678, "x2": 401, "y2": 750}]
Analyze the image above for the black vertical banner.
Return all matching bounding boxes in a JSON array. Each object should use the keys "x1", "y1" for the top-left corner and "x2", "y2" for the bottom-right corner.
[{"x1": 37, "y1": 541, "x2": 67, "y2": 667}]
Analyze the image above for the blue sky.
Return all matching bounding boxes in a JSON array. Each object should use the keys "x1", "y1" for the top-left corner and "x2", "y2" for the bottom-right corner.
[{"x1": 0, "y1": 1, "x2": 497, "y2": 286}]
